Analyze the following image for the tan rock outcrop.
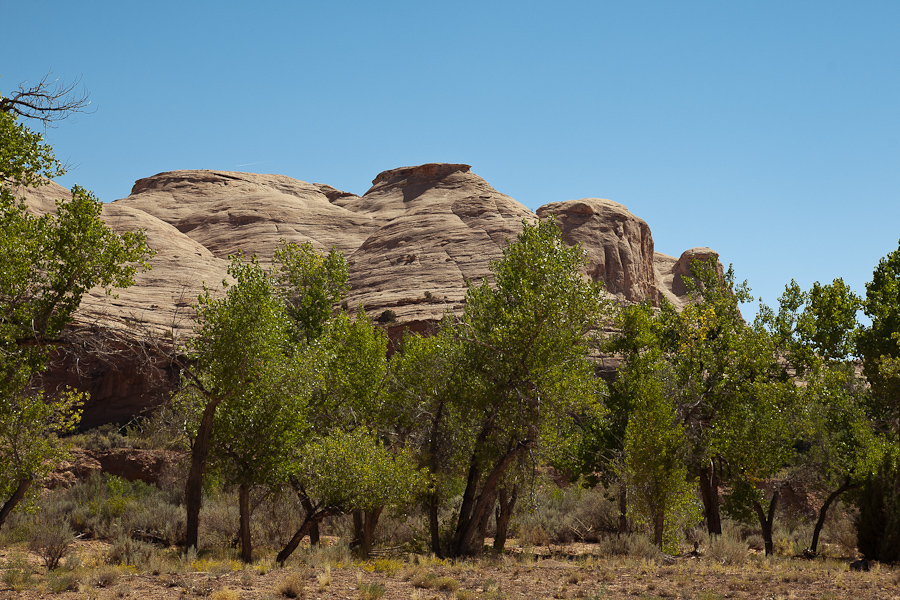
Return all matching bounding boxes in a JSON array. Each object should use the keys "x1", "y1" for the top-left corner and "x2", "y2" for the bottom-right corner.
[
  {"x1": 117, "y1": 169, "x2": 377, "y2": 261},
  {"x1": 654, "y1": 247, "x2": 723, "y2": 310},
  {"x1": 537, "y1": 199, "x2": 656, "y2": 304},
  {"x1": 338, "y1": 164, "x2": 535, "y2": 325},
  {"x1": 14, "y1": 165, "x2": 722, "y2": 427}
]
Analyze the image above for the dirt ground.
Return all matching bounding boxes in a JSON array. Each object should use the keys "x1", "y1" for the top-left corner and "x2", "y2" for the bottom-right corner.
[{"x1": 3, "y1": 540, "x2": 898, "y2": 600}]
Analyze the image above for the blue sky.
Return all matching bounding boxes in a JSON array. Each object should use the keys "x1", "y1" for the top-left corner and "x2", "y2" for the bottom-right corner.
[{"x1": 5, "y1": 1, "x2": 899, "y2": 313}]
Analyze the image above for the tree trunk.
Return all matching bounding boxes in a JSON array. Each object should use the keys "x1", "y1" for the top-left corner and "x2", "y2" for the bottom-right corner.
[
  {"x1": 618, "y1": 484, "x2": 628, "y2": 534},
  {"x1": 276, "y1": 506, "x2": 342, "y2": 566},
  {"x1": 351, "y1": 507, "x2": 383, "y2": 558},
  {"x1": 449, "y1": 440, "x2": 532, "y2": 557},
  {"x1": 428, "y1": 401, "x2": 446, "y2": 557},
  {"x1": 698, "y1": 465, "x2": 722, "y2": 536},
  {"x1": 429, "y1": 491, "x2": 443, "y2": 557},
  {"x1": 184, "y1": 398, "x2": 221, "y2": 550},
  {"x1": 493, "y1": 485, "x2": 518, "y2": 551},
  {"x1": 238, "y1": 484, "x2": 252, "y2": 563},
  {"x1": 351, "y1": 509, "x2": 384, "y2": 558},
  {"x1": 753, "y1": 491, "x2": 779, "y2": 556},
  {"x1": 653, "y1": 507, "x2": 665, "y2": 549},
  {"x1": 474, "y1": 488, "x2": 498, "y2": 552},
  {"x1": 0, "y1": 476, "x2": 33, "y2": 532},
  {"x1": 810, "y1": 479, "x2": 861, "y2": 555},
  {"x1": 300, "y1": 496, "x2": 320, "y2": 546}
]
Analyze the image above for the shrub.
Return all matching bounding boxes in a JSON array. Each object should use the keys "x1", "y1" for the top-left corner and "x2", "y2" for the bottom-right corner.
[
  {"x1": 66, "y1": 473, "x2": 184, "y2": 545},
  {"x1": 2, "y1": 553, "x2": 35, "y2": 591},
  {"x1": 358, "y1": 582, "x2": 386, "y2": 600},
  {"x1": 377, "y1": 310, "x2": 397, "y2": 324},
  {"x1": 708, "y1": 533, "x2": 748, "y2": 566},
  {"x1": 513, "y1": 483, "x2": 619, "y2": 545},
  {"x1": 88, "y1": 565, "x2": 121, "y2": 587},
  {"x1": 46, "y1": 568, "x2": 79, "y2": 593},
  {"x1": 107, "y1": 534, "x2": 156, "y2": 568},
  {"x1": 596, "y1": 532, "x2": 662, "y2": 561},
  {"x1": 277, "y1": 572, "x2": 306, "y2": 598},
  {"x1": 29, "y1": 520, "x2": 74, "y2": 570}
]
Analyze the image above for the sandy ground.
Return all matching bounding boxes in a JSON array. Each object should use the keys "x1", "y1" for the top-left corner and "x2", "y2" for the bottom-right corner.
[{"x1": 2, "y1": 539, "x2": 899, "y2": 600}]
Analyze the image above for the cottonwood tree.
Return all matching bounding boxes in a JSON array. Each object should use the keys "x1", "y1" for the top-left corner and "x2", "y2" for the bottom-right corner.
[
  {"x1": 852, "y1": 241, "x2": 900, "y2": 560},
  {"x1": 612, "y1": 302, "x2": 699, "y2": 551},
  {"x1": 657, "y1": 260, "x2": 803, "y2": 548},
  {"x1": 178, "y1": 253, "x2": 308, "y2": 553},
  {"x1": 386, "y1": 326, "x2": 472, "y2": 555},
  {"x1": 0, "y1": 82, "x2": 152, "y2": 529},
  {"x1": 759, "y1": 278, "x2": 883, "y2": 555},
  {"x1": 303, "y1": 310, "x2": 395, "y2": 555},
  {"x1": 412, "y1": 218, "x2": 610, "y2": 557},
  {"x1": 178, "y1": 242, "x2": 354, "y2": 556},
  {"x1": 857, "y1": 240, "x2": 900, "y2": 437},
  {"x1": 274, "y1": 428, "x2": 426, "y2": 565}
]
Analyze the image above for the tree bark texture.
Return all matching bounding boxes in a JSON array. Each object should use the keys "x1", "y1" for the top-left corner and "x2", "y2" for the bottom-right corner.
[
  {"x1": 429, "y1": 492, "x2": 443, "y2": 557},
  {"x1": 698, "y1": 465, "x2": 722, "y2": 536},
  {"x1": 753, "y1": 491, "x2": 780, "y2": 556},
  {"x1": 0, "y1": 476, "x2": 33, "y2": 532},
  {"x1": 184, "y1": 398, "x2": 221, "y2": 550},
  {"x1": 276, "y1": 507, "x2": 342, "y2": 566},
  {"x1": 300, "y1": 496, "x2": 320, "y2": 546},
  {"x1": 238, "y1": 484, "x2": 252, "y2": 563},
  {"x1": 618, "y1": 485, "x2": 629, "y2": 535},
  {"x1": 653, "y1": 507, "x2": 665, "y2": 549},
  {"x1": 351, "y1": 507, "x2": 383, "y2": 558},
  {"x1": 450, "y1": 440, "x2": 532, "y2": 557},
  {"x1": 493, "y1": 485, "x2": 518, "y2": 551},
  {"x1": 810, "y1": 479, "x2": 860, "y2": 555}
]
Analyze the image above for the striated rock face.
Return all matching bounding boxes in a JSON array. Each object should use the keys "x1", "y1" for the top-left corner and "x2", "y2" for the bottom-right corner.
[
  {"x1": 338, "y1": 164, "x2": 535, "y2": 326},
  {"x1": 118, "y1": 169, "x2": 378, "y2": 261},
  {"x1": 537, "y1": 199, "x2": 656, "y2": 304},
  {"x1": 17, "y1": 165, "x2": 721, "y2": 427}
]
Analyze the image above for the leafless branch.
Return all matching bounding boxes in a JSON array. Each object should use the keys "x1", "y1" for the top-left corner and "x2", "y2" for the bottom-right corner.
[{"x1": 0, "y1": 72, "x2": 93, "y2": 126}]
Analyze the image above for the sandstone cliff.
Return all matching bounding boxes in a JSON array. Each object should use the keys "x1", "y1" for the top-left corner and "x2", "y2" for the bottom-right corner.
[{"x1": 19, "y1": 164, "x2": 720, "y2": 426}]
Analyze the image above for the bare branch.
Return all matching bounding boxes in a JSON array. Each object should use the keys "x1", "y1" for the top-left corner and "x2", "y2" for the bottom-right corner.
[{"x1": 0, "y1": 73, "x2": 93, "y2": 126}]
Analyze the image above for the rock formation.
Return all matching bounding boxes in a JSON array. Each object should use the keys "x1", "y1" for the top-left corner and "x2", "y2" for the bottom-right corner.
[
  {"x1": 17, "y1": 164, "x2": 721, "y2": 426},
  {"x1": 537, "y1": 198, "x2": 656, "y2": 304}
]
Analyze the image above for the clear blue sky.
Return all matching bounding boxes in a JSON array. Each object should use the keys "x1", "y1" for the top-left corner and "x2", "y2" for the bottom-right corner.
[{"x1": 5, "y1": 1, "x2": 899, "y2": 313}]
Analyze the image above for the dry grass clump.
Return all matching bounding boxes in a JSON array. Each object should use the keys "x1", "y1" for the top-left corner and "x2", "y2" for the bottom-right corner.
[
  {"x1": 277, "y1": 571, "x2": 306, "y2": 598},
  {"x1": 707, "y1": 533, "x2": 748, "y2": 566},
  {"x1": 211, "y1": 587, "x2": 240, "y2": 600},
  {"x1": 2, "y1": 552, "x2": 36, "y2": 591},
  {"x1": 88, "y1": 564, "x2": 122, "y2": 588},
  {"x1": 595, "y1": 532, "x2": 662, "y2": 562},
  {"x1": 358, "y1": 581, "x2": 386, "y2": 599}
]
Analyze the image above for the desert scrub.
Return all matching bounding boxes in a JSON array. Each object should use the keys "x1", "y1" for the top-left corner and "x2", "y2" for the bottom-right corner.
[
  {"x1": 707, "y1": 533, "x2": 748, "y2": 566},
  {"x1": 596, "y1": 532, "x2": 662, "y2": 561},
  {"x1": 514, "y1": 482, "x2": 619, "y2": 545},
  {"x1": 29, "y1": 519, "x2": 75, "y2": 570},
  {"x1": 277, "y1": 571, "x2": 306, "y2": 598},
  {"x1": 86, "y1": 564, "x2": 121, "y2": 587},
  {"x1": 107, "y1": 533, "x2": 156, "y2": 568},
  {"x1": 46, "y1": 568, "x2": 80, "y2": 593},
  {"x1": 3, "y1": 552, "x2": 36, "y2": 591},
  {"x1": 63, "y1": 473, "x2": 184, "y2": 545},
  {"x1": 358, "y1": 581, "x2": 386, "y2": 599}
]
